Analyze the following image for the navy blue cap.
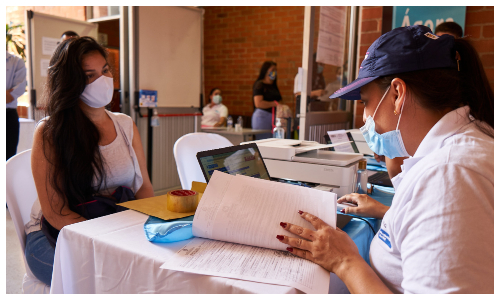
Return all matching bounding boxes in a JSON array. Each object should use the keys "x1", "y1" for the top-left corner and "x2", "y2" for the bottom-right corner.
[{"x1": 330, "y1": 25, "x2": 457, "y2": 100}]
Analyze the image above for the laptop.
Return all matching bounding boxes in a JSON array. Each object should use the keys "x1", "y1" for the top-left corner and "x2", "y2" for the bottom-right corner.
[
  {"x1": 196, "y1": 143, "x2": 353, "y2": 228},
  {"x1": 324, "y1": 134, "x2": 393, "y2": 188},
  {"x1": 197, "y1": 143, "x2": 271, "y2": 182}
]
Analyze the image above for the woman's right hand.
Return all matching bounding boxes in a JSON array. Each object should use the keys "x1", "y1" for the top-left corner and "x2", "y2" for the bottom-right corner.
[{"x1": 337, "y1": 193, "x2": 389, "y2": 219}]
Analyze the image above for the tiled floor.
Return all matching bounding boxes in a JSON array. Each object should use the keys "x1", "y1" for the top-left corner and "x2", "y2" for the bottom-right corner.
[{"x1": 6, "y1": 208, "x2": 26, "y2": 294}]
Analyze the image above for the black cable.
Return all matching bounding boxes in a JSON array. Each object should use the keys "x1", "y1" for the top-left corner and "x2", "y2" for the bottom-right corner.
[{"x1": 349, "y1": 216, "x2": 377, "y2": 236}]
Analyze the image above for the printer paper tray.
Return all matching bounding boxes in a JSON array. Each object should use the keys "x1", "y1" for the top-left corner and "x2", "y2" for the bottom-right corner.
[{"x1": 292, "y1": 151, "x2": 363, "y2": 167}]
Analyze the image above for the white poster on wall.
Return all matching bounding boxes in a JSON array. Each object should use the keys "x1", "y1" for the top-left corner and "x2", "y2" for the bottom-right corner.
[
  {"x1": 42, "y1": 37, "x2": 60, "y2": 56},
  {"x1": 40, "y1": 59, "x2": 50, "y2": 77},
  {"x1": 316, "y1": 6, "x2": 346, "y2": 67}
]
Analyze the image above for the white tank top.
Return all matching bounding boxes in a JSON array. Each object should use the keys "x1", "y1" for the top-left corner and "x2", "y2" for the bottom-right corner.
[{"x1": 25, "y1": 110, "x2": 143, "y2": 235}]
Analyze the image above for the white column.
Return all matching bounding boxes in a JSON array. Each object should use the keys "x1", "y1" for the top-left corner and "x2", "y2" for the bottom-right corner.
[{"x1": 299, "y1": 6, "x2": 315, "y2": 141}]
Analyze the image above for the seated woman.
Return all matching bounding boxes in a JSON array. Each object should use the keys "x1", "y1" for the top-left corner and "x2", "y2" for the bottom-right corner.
[
  {"x1": 201, "y1": 88, "x2": 228, "y2": 127},
  {"x1": 275, "y1": 25, "x2": 493, "y2": 293},
  {"x1": 24, "y1": 37, "x2": 154, "y2": 286}
]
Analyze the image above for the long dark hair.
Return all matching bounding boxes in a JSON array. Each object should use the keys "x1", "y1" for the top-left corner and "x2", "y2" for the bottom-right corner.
[
  {"x1": 42, "y1": 36, "x2": 109, "y2": 216},
  {"x1": 375, "y1": 38, "x2": 493, "y2": 137},
  {"x1": 255, "y1": 61, "x2": 278, "y2": 88}
]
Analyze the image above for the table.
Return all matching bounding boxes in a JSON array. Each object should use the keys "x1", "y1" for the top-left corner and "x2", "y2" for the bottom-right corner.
[
  {"x1": 50, "y1": 188, "x2": 393, "y2": 294},
  {"x1": 201, "y1": 128, "x2": 272, "y2": 145}
]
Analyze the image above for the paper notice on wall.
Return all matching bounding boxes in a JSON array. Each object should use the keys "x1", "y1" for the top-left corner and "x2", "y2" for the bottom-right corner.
[
  {"x1": 316, "y1": 6, "x2": 347, "y2": 67},
  {"x1": 42, "y1": 37, "x2": 60, "y2": 56},
  {"x1": 40, "y1": 59, "x2": 50, "y2": 77}
]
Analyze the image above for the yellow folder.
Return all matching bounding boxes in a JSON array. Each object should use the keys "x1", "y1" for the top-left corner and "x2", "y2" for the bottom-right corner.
[{"x1": 118, "y1": 181, "x2": 207, "y2": 221}]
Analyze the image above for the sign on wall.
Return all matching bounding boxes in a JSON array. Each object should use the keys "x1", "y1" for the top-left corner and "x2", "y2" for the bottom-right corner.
[
  {"x1": 316, "y1": 6, "x2": 346, "y2": 67},
  {"x1": 392, "y1": 6, "x2": 466, "y2": 33}
]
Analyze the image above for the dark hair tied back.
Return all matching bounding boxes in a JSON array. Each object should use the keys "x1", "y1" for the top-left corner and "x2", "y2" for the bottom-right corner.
[{"x1": 375, "y1": 38, "x2": 493, "y2": 137}]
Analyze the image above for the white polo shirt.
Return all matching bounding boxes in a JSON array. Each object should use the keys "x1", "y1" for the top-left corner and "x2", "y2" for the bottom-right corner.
[
  {"x1": 201, "y1": 103, "x2": 228, "y2": 127},
  {"x1": 369, "y1": 106, "x2": 494, "y2": 293}
]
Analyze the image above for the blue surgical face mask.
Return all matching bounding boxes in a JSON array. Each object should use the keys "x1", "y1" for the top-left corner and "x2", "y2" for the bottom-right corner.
[
  {"x1": 317, "y1": 65, "x2": 324, "y2": 74},
  {"x1": 359, "y1": 86, "x2": 410, "y2": 159},
  {"x1": 212, "y1": 94, "x2": 222, "y2": 104},
  {"x1": 268, "y1": 71, "x2": 276, "y2": 81}
]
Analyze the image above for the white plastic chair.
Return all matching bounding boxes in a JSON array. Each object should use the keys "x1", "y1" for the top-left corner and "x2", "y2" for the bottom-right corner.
[
  {"x1": 174, "y1": 132, "x2": 233, "y2": 189},
  {"x1": 6, "y1": 149, "x2": 51, "y2": 293}
]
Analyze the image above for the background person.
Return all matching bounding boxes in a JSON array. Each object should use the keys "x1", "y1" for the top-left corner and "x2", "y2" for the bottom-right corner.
[
  {"x1": 6, "y1": 51, "x2": 27, "y2": 161},
  {"x1": 59, "y1": 30, "x2": 79, "y2": 43},
  {"x1": 275, "y1": 25, "x2": 493, "y2": 293},
  {"x1": 293, "y1": 53, "x2": 326, "y2": 99},
  {"x1": 201, "y1": 88, "x2": 228, "y2": 128},
  {"x1": 24, "y1": 37, "x2": 154, "y2": 286},
  {"x1": 435, "y1": 21, "x2": 463, "y2": 38},
  {"x1": 252, "y1": 61, "x2": 282, "y2": 139}
]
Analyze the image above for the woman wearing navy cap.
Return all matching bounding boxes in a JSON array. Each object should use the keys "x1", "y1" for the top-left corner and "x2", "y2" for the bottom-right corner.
[{"x1": 275, "y1": 25, "x2": 493, "y2": 293}]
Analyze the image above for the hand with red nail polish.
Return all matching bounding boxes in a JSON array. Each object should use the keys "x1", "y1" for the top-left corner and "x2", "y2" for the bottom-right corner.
[{"x1": 276, "y1": 210, "x2": 363, "y2": 278}]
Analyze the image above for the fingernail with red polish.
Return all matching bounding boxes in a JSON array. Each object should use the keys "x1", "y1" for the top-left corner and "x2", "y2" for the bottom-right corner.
[
  {"x1": 298, "y1": 210, "x2": 303, "y2": 215},
  {"x1": 340, "y1": 209, "x2": 345, "y2": 213},
  {"x1": 280, "y1": 222, "x2": 287, "y2": 228},
  {"x1": 286, "y1": 247, "x2": 293, "y2": 252},
  {"x1": 276, "y1": 235, "x2": 284, "y2": 241}
]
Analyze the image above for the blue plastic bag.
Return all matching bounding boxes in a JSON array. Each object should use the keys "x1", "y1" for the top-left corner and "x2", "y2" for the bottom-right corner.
[{"x1": 144, "y1": 215, "x2": 194, "y2": 243}]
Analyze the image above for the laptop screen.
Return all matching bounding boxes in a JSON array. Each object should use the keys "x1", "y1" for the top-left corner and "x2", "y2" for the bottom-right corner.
[{"x1": 197, "y1": 143, "x2": 270, "y2": 182}]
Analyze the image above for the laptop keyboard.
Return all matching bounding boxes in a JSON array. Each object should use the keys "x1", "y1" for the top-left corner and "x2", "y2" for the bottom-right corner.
[{"x1": 368, "y1": 171, "x2": 393, "y2": 187}]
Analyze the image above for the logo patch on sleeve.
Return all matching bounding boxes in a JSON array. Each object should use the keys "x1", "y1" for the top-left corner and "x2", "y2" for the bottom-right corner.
[{"x1": 378, "y1": 228, "x2": 392, "y2": 249}]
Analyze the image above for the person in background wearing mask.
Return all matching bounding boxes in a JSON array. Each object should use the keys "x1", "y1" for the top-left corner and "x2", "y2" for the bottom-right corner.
[
  {"x1": 274, "y1": 25, "x2": 493, "y2": 293},
  {"x1": 434, "y1": 21, "x2": 463, "y2": 38},
  {"x1": 59, "y1": 30, "x2": 79, "y2": 43},
  {"x1": 6, "y1": 51, "x2": 27, "y2": 160},
  {"x1": 24, "y1": 37, "x2": 154, "y2": 286},
  {"x1": 293, "y1": 53, "x2": 326, "y2": 99},
  {"x1": 201, "y1": 88, "x2": 228, "y2": 128},
  {"x1": 252, "y1": 61, "x2": 282, "y2": 139}
]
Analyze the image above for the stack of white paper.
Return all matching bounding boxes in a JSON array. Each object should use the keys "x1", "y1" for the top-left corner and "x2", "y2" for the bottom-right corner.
[{"x1": 160, "y1": 171, "x2": 337, "y2": 294}]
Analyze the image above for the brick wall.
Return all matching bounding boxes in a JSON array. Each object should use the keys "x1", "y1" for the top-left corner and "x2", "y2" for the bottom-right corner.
[
  {"x1": 355, "y1": 6, "x2": 383, "y2": 128},
  {"x1": 354, "y1": 6, "x2": 495, "y2": 128},
  {"x1": 464, "y1": 6, "x2": 494, "y2": 89},
  {"x1": 204, "y1": 6, "x2": 304, "y2": 117},
  {"x1": 203, "y1": 6, "x2": 337, "y2": 118}
]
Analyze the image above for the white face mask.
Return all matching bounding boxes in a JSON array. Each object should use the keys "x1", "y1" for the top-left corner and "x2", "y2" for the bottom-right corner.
[{"x1": 80, "y1": 75, "x2": 114, "y2": 108}]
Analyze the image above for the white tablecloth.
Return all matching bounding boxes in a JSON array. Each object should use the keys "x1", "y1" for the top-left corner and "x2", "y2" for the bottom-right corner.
[{"x1": 50, "y1": 210, "x2": 349, "y2": 293}]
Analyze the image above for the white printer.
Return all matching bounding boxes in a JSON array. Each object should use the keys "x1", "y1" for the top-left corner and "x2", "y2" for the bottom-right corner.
[{"x1": 241, "y1": 138, "x2": 363, "y2": 197}]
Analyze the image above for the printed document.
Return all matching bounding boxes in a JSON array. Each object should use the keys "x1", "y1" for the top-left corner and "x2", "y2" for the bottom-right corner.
[
  {"x1": 327, "y1": 129, "x2": 355, "y2": 153},
  {"x1": 161, "y1": 238, "x2": 330, "y2": 294},
  {"x1": 160, "y1": 171, "x2": 337, "y2": 293}
]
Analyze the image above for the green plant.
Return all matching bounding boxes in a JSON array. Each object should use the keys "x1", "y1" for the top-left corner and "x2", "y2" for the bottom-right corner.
[{"x1": 6, "y1": 23, "x2": 26, "y2": 61}]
